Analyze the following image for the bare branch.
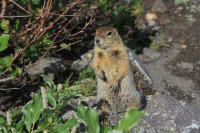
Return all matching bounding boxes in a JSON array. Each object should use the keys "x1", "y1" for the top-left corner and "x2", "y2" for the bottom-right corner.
[{"x1": 9, "y1": 0, "x2": 30, "y2": 14}]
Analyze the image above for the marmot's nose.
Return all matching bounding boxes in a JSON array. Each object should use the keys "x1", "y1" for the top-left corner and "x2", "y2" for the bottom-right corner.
[{"x1": 95, "y1": 38, "x2": 100, "y2": 44}]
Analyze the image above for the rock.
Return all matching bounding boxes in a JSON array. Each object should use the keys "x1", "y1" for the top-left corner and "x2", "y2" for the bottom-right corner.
[
  {"x1": 62, "y1": 110, "x2": 77, "y2": 121},
  {"x1": 80, "y1": 93, "x2": 200, "y2": 132},
  {"x1": 151, "y1": 0, "x2": 168, "y2": 13},
  {"x1": 132, "y1": 93, "x2": 200, "y2": 132},
  {"x1": 71, "y1": 50, "x2": 93, "y2": 71},
  {"x1": 145, "y1": 12, "x2": 158, "y2": 28},
  {"x1": 26, "y1": 57, "x2": 66, "y2": 81},
  {"x1": 143, "y1": 48, "x2": 161, "y2": 60},
  {"x1": 145, "y1": 12, "x2": 158, "y2": 21},
  {"x1": 135, "y1": 18, "x2": 147, "y2": 30},
  {"x1": 178, "y1": 62, "x2": 194, "y2": 70}
]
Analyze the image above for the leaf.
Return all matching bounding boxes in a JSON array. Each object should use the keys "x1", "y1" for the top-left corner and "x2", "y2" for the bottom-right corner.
[
  {"x1": 41, "y1": 109, "x2": 53, "y2": 124},
  {"x1": 11, "y1": 67, "x2": 22, "y2": 79},
  {"x1": 47, "y1": 91, "x2": 57, "y2": 108},
  {"x1": 0, "y1": 56, "x2": 12, "y2": 67},
  {"x1": 0, "y1": 34, "x2": 10, "y2": 51},
  {"x1": 18, "y1": 0, "x2": 28, "y2": 4},
  {"x1": 117, "y1": 109, "x2": 144, "y2": 132},
  {"x1": 41, "y1": 75, "x2": 56, "y2": 91},
  {"x1": 60, "y1": 43, "x2": 70, "y2": 50},
  {"x1": 33, "y1": 120, "x2": 46, "y2": 133},
  {"x1": 0, "y1": 116, "x2": 5, "y2": 124},
  {"x1": 43, "y1": 37, "x2": 53, "y2": 46},
  {"x1": 33, "y1": 0, "x2": 41, "y2": 5},
  {"x1": 22, "y1": 93, "x2": 44, "y2": 132},
  {"x1": 68, "y1": 85, "x2": 81, "y2": 91},
  {"x1": 101, "y1": 125, "x2": 113, "y2": 133},
  {"x1": 0, "y1": 20, "x2": 9, "y2": 33},
  {"x1": 76, "y1": 104, "x2": 100, "y2": 133},
  {"x1": 16, "y1": 120, "x2": 25, "y2": 132},
  {"x1": 14, "y1": 20, "x2": 20, "y2": 31},
  {"x1": 53, "y1": 118, "x2": 79, "y2": 133}
]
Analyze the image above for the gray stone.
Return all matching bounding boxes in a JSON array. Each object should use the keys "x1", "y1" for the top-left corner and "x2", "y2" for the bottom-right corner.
[
  {"x1": 151, "y1": 0, "x2": 168, "y2": 13},
  {"x1": 178, "y1": 62, "x2": 194, "y2": 70},
  {"x1": 71, "y1": 50, "x2": 93, "y2": 71},
  {"x1": 147, "y1": 19, "x2": 157, "y2": 27},
  {"x1": 26, "y1": 57, "x2": 66, "y2": 80},
  {"x1": 132, "y1": 93, "x2": 200, "y2": 132},
  {"x1": 135, "y1": 18, "x2": 147, "y2": 30},
  {"x1": 80, "y1": 93, "x2": 200, "y2": 132},
  {"x1": 143, "y1": 48, "x2": 162, "y2": 60}
]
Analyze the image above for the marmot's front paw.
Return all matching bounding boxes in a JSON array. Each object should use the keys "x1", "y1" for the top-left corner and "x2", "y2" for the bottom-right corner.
[
  {"x1": 98, "y1": 70, "x2": 108, "y2": 82},
  {"x1": 110, "y1": 85, "x2": 120, "y2": 94},
  {"x1": 110, "y1": 81, "x2": 121, "y2": 94}
]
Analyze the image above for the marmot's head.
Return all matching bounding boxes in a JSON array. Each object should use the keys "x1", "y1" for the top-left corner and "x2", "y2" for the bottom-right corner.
[{"x1": 95, "y1": 26, "x2": 122, "y2": 50}]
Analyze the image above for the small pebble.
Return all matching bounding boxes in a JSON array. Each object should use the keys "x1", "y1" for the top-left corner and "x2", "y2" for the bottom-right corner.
[{"x1": 178, "y1": 62, "x2": 194, "y2": 70}]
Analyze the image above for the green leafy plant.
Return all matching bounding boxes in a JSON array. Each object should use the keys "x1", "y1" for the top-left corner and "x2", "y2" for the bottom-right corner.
[
  {"x1": 150, "y1": 42, "x2": 170, "y2": 49},
  {"x1": 78, "y1": 67, "x2": 96, "y2": 81},
  {"x1": 0, "y1": 75, "x2": 144, "y2": 132},
  {"x1": 77, "y1": 104, "x2": 144, "y2": 133},
  {"x1": 77, "y1": 104, "x2": 100, "y2": 133}
]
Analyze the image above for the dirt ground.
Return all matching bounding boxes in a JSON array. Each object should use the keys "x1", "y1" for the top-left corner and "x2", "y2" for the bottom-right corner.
[{"x1": 140, "y1": 0, "x2": 200, "y2": 108}]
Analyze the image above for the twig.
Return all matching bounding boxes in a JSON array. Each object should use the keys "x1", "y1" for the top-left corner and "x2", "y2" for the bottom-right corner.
[
  {"x1": 0, "y1": 77, "x2": 12, "y2": 83},
  {"x1": 49, "y1": 13, "x2": 78, "y2": 17},
  {"x1": 0, "y1": 84, "x2": 25, "y2": 91},
  {"x1": 0, "y1": 0, "x2": 83, "y2": 77},
  {"x1": 0, "y1": 0, "x2": 7, "y2": 17},
  {"x1": 9, "y1": 0, "x2": 30, "y2": 14},
  {"x1": 1, "y1": 15, "x2": 30, "y2": 18},
  {"x1": 0, "y1": 88, "x2": 21, "y2": 91}
]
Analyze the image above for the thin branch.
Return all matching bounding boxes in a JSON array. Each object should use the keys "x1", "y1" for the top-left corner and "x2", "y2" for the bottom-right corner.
[
  {"x1": 9, "y1": 0, "x2": 30, "y2": 14},
  {"x1": 49, "y1": 13, "x2": 77, "y2": 17},
  {"x1": 1, "y1": 15, "x2": 30, "y2": 18},
  {"x1": 0, "y1": 0, "x2": 7, "y2": 17},
  {"x1": 0, "y1": 77, "x2": 12, "y2": 83},
  {"x1": 0, "y1": 88, "x2": 21, "y2": 91}
]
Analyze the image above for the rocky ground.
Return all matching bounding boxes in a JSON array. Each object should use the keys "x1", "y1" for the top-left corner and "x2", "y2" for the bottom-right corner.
[{"x1": 139, "y1": 0, "x2": 200, "y2": 108}]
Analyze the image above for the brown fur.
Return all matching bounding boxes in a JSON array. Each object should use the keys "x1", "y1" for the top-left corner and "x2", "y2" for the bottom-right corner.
[{"x1": 93, "y1": 26, "x2": 141, "y2": 115}]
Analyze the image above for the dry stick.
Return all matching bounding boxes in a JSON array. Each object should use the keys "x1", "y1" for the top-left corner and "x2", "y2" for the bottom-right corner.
[
  {"x1": 39, "y1": 1, "x2": 82, "y2": 56},
  {"x1": 0, "y1": 88, "x2": 21, "y2": 90},
  {"x1": 57, "y1": 14, "x2": 94, "y2": 43},
  {"x1": 1, "y1": 16, "x2": 30, "y2": 18},
  {"x1": 49, "y1": 13, "x2": 77, "y2": 17},
  {"x1": 0, "y1": 0, "x2": 81, "y2": 77},
  {"x1": 0, "y1": 77, "x2": 12, "y2": 83},
  {"x1": 9, "y1": 0, "x2": 30, "y2": 14},
  {"x1": 0, "y1": 0, "x2": 7, "y2": 17},
  {"x1": 36, "y1": 0, "x2": 52, "y2": 32}
]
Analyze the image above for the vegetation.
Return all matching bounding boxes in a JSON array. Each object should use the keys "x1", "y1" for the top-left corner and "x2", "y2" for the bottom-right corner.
[
  {"x1": 0, "y1": 0, "x2": 144, "y2": 79},
  {"x1": 0, "y1": 75, "x2": 144, "y2": 133}
]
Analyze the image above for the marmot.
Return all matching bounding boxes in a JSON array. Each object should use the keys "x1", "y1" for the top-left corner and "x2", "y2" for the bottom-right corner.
[{"x1": 93, "y1": 26, "x2": 142, "y2": 115}]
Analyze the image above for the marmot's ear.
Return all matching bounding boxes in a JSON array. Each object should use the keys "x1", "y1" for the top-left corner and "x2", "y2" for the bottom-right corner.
[{"x1": 113, "y1": 28, "x2": 118, "y2": 35}]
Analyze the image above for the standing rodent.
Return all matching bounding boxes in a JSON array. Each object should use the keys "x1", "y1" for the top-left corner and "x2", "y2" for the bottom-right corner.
[{"x1": 93, "y1": 26, "x2": 142, "y2": 115}]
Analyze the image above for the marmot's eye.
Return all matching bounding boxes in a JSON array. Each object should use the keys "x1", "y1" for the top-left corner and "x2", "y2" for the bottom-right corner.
[{"x1": 107, "y1": 31, "x2": 112, "y2": 36}]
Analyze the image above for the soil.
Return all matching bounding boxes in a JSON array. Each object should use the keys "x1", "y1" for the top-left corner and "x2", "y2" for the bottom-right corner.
[{"x1": 141, "y1": 0, "x2": 200, "y2": 107}]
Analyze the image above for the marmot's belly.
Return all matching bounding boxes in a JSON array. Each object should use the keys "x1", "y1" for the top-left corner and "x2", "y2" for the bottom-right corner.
[{"x1": 96, "y1": 74, "x2": 140, "y2": 113}]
